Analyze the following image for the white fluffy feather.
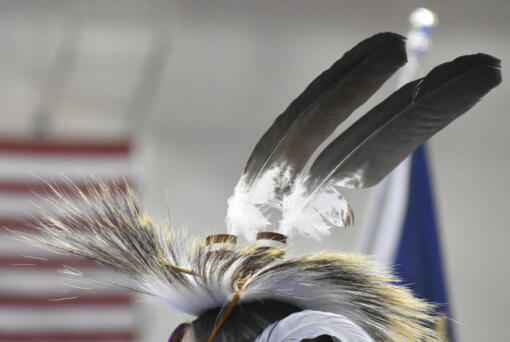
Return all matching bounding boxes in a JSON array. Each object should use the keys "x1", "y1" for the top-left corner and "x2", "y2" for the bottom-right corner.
[
  {"x1": 279, "y1": 177, "x2": 353, "y2": 240},
  {"x1": 226, "y1": 167, "x2": 290, "y2": 241}
]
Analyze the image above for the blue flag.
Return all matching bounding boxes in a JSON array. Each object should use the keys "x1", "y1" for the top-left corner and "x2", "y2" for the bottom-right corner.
[
  {"x1": 361, "y1": 144, "x2": 455, "y2": 340},
  {"x1": 395, "y1": 144, "x2": 455, "y2": 341}
]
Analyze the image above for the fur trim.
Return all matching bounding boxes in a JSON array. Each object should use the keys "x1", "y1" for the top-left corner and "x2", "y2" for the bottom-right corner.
[{"x1": 18, "y1": 181, "x2": 439, "y2": 341}]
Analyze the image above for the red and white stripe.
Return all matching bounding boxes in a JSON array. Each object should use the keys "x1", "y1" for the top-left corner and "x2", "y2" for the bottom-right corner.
[{"x1": 0, "y1": 138, "x2": 139, "y2": 342}]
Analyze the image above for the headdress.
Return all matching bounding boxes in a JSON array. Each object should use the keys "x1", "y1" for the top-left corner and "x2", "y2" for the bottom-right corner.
[{"x1": 19, "y1": 32, "x2": 501, "y2": 341}]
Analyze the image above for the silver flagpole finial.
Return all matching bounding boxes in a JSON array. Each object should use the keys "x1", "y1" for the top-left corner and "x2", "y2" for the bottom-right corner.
[{"x1": 408, "y1": 8, "x2": 438, "y2": 54}]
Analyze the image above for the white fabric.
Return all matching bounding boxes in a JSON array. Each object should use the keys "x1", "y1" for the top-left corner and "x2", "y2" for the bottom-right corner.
[{"x1": 254, "y1": 310, "x2": 373, "y2": 342}]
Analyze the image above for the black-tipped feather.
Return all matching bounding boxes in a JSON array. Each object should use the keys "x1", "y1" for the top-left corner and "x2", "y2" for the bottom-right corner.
[
  {"x1": 242, "y1": 32, "x2": 407, "y2": 187},
  {"x1": 308, "y1": 53, "x2": 502, "y2": 189}
]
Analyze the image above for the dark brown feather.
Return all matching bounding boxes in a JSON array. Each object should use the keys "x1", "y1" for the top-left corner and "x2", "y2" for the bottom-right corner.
[
  {"x1": 308, "y1": 53, "x2": 502, "y2": 189},
  {"x1": 242, "y1": 32, "x2": 407, "y2": 188}
]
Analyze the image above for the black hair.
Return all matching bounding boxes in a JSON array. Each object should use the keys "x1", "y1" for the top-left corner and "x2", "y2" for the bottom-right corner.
[{"x1": 190, "y1": 299, "x2": 333, "y2": 342}]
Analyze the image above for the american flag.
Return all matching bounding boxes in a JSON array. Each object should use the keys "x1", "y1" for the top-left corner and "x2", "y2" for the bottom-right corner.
[{"x1": 0, "y1": 138, "x2": 139, "y2": 342}]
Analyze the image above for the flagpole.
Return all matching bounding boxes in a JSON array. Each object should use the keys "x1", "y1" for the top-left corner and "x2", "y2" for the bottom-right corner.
[
  {"x1": 398, "y1": 8, "x2": 438, "y2": 86},
  {"x1": 359, "y1": 7, "x2": 437, "y2": 261},
  {"x1": 359, "y1": 8, "x2": 455, "y2": 340}
]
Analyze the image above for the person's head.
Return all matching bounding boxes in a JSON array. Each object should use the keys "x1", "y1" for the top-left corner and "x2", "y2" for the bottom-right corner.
[{"x1": 170, "y1": 299, "x2": 334, "y2": 342}]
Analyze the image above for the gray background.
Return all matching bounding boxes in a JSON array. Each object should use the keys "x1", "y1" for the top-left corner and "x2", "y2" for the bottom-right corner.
[{"x1": 0, "y1": 1, "x2": 508, "y2": 341}]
